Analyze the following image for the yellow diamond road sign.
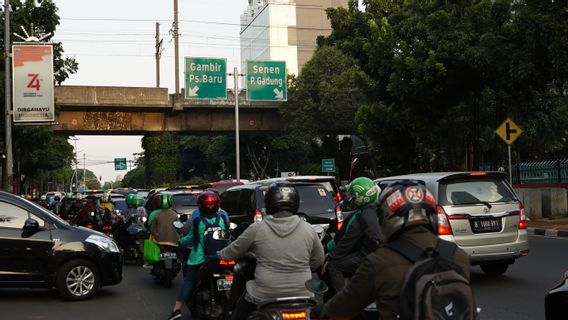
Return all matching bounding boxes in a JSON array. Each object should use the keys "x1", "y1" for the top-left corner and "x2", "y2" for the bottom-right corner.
[{"x1": 496, "y1": 118, "x2": 523, "y2": 144}]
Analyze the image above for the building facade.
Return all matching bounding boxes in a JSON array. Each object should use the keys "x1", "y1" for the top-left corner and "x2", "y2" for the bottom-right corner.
[{"x1": 240, "y1": 0, "x2": 348, "y2": 76}]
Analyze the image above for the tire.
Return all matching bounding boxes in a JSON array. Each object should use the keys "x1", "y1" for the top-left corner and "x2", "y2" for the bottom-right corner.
[
  {"x1": 163, "y1": 268, "x2": 172, "y2": 288},
  {"x1": 56, "y1": 259, "x2": 99, "y2": 301},
  {"x1": 480, "y1": 262, "x2": 509, "y2": 276}
]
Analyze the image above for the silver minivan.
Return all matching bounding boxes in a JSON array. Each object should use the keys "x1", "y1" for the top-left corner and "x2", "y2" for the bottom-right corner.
[{"x1": 376, "y1": 171, "x2": 529, "y2": 276}]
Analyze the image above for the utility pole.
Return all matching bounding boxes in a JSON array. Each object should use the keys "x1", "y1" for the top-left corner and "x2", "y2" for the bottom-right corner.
[
  {"x1": 83, "y1": 153, "x2": 86, "y2": 191},
  {"x1": 70, "y1": 137, "x2": 78, "y2": 192},
  {"x1": 228, "y1": 67, "x2": 244, "y2": 181},
  {"x1": 4, "y1": 0, "x2": 13, "y2": 192},
  {"x1": 173, "y1": 0, "x2": 180, "y2": 95},
  {"x1": 155, "y1": 22, "x2": 161, "y2": 88}
]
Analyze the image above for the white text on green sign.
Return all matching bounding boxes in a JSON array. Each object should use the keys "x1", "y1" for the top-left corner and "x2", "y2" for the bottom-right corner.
[
  {"x1": 246, "y1": 60, "x2": 287, "y2": 101},
  {"x1": 185, "y1": 57, "x2": 226, "y2": 99}
]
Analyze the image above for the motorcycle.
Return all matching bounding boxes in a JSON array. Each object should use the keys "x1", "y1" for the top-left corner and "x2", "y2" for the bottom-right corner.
[
  {"x1": 114, "y1": 212, "x2": 146, "y2": 265},
  {"x1": 188, "y1": 228, "x2": 235, "y2": 320},
  {"x1": 151, "y1": 220, "x2": 185, "y2": 288},
  {"x1": 250, "y1": 279, "x2": 328, "y2": 320}
]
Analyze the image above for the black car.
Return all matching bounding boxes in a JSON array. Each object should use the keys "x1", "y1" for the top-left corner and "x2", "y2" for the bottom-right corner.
[
  {"x1": 0, "y1": 191, "x2": 122, "y2": 300},
  {"x1": 220, "y1": 182, "x2": 342, "y2": 236}
]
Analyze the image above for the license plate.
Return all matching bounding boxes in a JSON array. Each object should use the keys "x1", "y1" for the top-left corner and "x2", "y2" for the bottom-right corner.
[
  {"x1": 471, "y1": 218, "x2": 502, "y2": 233},
  {"x1": 160, "y1": 252, "x2": 177, "y2": 259},
  {"x1": 216, "y1": 279, "x2": 232, "y2": 291}
]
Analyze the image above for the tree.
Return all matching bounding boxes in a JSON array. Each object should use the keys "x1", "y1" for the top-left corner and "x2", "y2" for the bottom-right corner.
[
  {"x1": 143, "y1": 133, "x2": 179, "y2": 187},
  {"x1": 0, "y1": 0, "x2": 78, "y2": 192},
  {"x1": 121, "y1": 165, "x2": 146, "y2": 188}
]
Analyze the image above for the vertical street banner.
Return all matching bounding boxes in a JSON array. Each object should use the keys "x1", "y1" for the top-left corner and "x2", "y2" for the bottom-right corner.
[{"x1": 12, "y1": 44, "x2": 55, "y2": 122}]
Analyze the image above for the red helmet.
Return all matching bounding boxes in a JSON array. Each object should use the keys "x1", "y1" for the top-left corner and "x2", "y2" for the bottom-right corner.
[{"x1": 197, "y1": 191, "x2": 220, "y2": 215}]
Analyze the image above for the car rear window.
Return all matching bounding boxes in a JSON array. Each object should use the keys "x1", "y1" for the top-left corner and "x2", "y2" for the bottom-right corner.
[
  {"x1": 439, "y1": 178, "x2": 515, "y2": 206},
  {"x1": 114, "y1": 200, "x2": 127, "y2": 212},
  {"x1": 172, "y1": 194, "x2": 199, "y2": 211},
  {"x1": 296, "y1": 185, "x2": 336, "y2": 215}
]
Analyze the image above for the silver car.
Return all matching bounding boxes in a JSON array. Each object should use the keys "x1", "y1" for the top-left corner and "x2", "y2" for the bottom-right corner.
[{"x1": 376, "y1": 171, "x2": 529, "y2": 276}]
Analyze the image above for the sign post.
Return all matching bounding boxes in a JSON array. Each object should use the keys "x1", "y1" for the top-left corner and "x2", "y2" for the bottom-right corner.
[
  {"x1": 114, "y1": 158, "x2": 127, "y2": 171},
  {"x1": 184, "y1": 57, "x2": 227, "y2": 99},
  {"x1": 246, "y1": 60, "x2": 287, "y2": 101},
  {"x1": 495, "y1": 118, "x2": 523, "y2": 183},
  {"x1": 321, "y1": 159, "x2": 336, "y2": 174}
]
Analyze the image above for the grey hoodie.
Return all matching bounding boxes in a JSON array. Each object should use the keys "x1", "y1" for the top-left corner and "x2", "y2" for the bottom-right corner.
[{"x1": 218, "y1": 213, "x2": 324, "y2": 300}]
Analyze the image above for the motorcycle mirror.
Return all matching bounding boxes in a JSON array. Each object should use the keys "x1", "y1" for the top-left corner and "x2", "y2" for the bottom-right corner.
[
  {"x1": 173, "y1": 220, "x2": 184, "y2": 229},
  {"x1": 229, "y1": 222, "x2": 238, "y2": 230},
  {"x1": 305, "y1": 279, "x2": 328, "y2": 295}
]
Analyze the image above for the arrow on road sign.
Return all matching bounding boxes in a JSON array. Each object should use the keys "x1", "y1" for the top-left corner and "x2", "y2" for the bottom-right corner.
[
  {"x1": 188, "y1": 86, "x2": 200, "y2": 97},
  {"x1": 273, "y1": 88, "x2": 284, "y2": 100},
  {"x1": 496, "y1": 118, "x2": 523, "y2": 145}
]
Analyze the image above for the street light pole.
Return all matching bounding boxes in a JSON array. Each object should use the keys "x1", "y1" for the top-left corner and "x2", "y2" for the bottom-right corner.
[
  {"x1": 228, "y1": 67, "x2": 244, "y2": 181},
  {"x1": 83, "y1": 153, "x2": 86, "y2": 190},
  {"x1": 4, "y1": 0, "x2": 13, "y2": 192},
  {"x1": 173, "y1": 0, "x2": 179, "y2": 95}
]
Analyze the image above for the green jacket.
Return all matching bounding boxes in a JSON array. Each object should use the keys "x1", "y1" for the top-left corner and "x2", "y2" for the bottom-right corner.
[
  {"x1": 143, "y1": 209, "x2": 161, "y2": 232},
  {"x1": 180, "y1": 215, "x2": 228, "y2": 266}
]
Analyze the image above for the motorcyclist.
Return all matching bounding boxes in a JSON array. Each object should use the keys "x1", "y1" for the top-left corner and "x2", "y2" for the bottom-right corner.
[
  {"x1": 217, "y1": 182, "x2": 325, "y2": 320},
  {"x1": 100, "y1": 192, "x2": 114, "y2": 214},
  {"x1": 319, "y1": 182, "x2": 470, "y2": 319},
  {"x1": 322, "y1": 177, "x2": 382, "y2": 294},
  {"x1": 150, "y1": 193, "x2": 180, "y2": 247},
  {"x1": 168, "y1": 190, "x2": 229, "y2": 320}
]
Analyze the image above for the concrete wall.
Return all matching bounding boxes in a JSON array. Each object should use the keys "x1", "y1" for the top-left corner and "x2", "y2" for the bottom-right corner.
[{"x1": 515, "y1": 188, "x2": 568, "y2": 220}]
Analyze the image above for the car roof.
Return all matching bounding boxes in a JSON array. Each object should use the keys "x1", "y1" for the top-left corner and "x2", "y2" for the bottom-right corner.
[{"x1": 374, "y1": 171, "x2": 507, "y2": 185}]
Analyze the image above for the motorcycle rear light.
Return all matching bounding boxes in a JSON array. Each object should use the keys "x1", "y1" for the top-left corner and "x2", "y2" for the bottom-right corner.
[
  {"x1": 335, "y1": 205, "x2": 344, "y2": 230},
  {"x1": 518, "y1": 202, "x2": 527, "y2": 229},
  {"x1": 254, "y1": 209, "x2": 263, "y2": 223},
  {"x1": 225, "y1": 275, "x2": 234, "y2": 280},
  {"x1": 437, "y1": 206, "x2": 453, "y2": 235},
  {"x1": 102, "y1": 225, "x2": 112, "y2": 230},
  {"x1": 336, "y1": 192, "x2": 342, "y2": 202},
  {"x1": 219, "y1": 260, "x2": 236, "y2": 266},
  {"x1": 282, "y1": 311, "x2": 307, "y2": 319}
]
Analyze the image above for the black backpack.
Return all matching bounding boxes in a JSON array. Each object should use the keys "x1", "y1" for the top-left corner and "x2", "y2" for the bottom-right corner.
[
  {"x1": 192, "y1": 214, "x2": 230, "y2": 258},
  {"x1": 385, "y1": 239, "x2": 477, "y2": 320}
]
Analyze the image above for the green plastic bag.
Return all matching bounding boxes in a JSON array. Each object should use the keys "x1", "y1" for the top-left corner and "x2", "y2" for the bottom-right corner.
[{"x1": 144, "y1": 239, "x2": 160, "y2": 263}]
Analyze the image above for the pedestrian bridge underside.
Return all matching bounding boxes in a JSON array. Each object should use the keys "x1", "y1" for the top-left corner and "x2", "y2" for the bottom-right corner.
[{"x1": 51, "y1": 86, "x2": 282, "y2": 135}]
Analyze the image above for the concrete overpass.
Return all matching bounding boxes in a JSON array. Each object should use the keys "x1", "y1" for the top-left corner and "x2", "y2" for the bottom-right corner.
[{"x1": 52, "y1": 86, "x2": 282, "y2": 135}]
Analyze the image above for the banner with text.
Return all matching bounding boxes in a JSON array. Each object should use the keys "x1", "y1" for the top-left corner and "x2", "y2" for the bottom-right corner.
[{"x1": 12, "y1": 44, "x2": 55, "y2": 123}]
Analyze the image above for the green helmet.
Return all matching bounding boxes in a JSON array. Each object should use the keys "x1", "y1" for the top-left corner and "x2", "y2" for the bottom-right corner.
[
  {"x1": 158, "y1": 193, "x2": 173, "y2": 209},
  {"x1": 135, "y1": 195, "x2": 145, "y2": 206},
  {"x1": 347, "y1": 177, "x2": 380, "y2": 207},
  {"x1": 125, "y1": 194, "x2": 137, "y2": 206}
]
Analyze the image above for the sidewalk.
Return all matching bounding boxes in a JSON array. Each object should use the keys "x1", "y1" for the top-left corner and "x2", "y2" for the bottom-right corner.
[{"x1": 527, "y1": 217, "x2": 568, "y2": 238}]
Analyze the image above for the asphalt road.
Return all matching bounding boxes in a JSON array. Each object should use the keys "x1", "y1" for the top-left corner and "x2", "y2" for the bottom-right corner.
[{"x1": 1, "y1": 234, "x2": 567, "y2": 320}]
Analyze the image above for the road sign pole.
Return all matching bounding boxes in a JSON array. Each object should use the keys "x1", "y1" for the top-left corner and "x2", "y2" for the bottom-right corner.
[
  {"x1": 508, "y1": 144, "x2": 512, "y2": 183},
  {"x1": 231, "y1": 67, "x2": 241, "y2": 182}
]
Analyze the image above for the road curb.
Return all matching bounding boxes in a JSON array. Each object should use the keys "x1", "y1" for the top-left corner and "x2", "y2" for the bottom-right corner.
[{"x1": 527, "y1": 227, "x2": 568, "y2": 238}]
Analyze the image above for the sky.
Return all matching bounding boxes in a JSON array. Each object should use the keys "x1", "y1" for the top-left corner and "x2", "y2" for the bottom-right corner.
[{"x1": 52, "y1": 0, "x2": 250, "y2": 184}]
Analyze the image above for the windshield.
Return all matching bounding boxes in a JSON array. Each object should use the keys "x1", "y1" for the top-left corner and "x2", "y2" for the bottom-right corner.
[
  {"x1": 439, "y1": 178, "x2": 515, "y2": 206},
  {"x1": 172, "y1": 194, "x2": 200, "y2": 212},
  {"x1": 296, "y1": 185, "x2": 336, "y2": 215}
]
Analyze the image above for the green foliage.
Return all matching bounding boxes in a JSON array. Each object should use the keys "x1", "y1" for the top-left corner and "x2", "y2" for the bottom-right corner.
[
  {"x1": 143, "y1": 133, "x2": 179, "y2": 187},
  {"x1": 121, "y1": 165, "x2": 146, "y2": 188}
]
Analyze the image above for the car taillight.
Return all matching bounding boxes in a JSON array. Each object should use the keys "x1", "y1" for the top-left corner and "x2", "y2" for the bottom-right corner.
[
  {"x1": 254, "y1": 209, "x2": 263, "y2": 223},
  {"x1": 518, "y1": 202, "x2": 527, "y2": 229},
  {"x1": 281, "y1": 311, "x2": 307, "y2": 320},
  {"x1": 219, "y1": 260, "x2": 236, "y2": 266},
  {"x1": 336, "y1": 192, "x2": 342, "y2": 202},
  {"x1": 437, "y1": 206, "x2": 453, "y2": 235},
  {"x1": 335, "y1": 205, "x2": 344, "y2": 230}
]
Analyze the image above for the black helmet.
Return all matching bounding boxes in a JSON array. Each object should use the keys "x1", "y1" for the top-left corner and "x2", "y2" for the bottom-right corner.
[
  {"x1": 376, "y1": 181, "x2": 437, "y2": 242},
  {"x1": 264, "y1": 183, "x2": 300, "y2": 215}
]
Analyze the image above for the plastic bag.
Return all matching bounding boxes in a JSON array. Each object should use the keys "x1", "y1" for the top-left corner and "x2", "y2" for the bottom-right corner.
[{"x1": 143, "y1": 239, "x2": 160, "y2": 263}]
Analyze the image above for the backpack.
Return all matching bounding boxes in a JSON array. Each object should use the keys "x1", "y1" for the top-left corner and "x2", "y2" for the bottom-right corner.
[
  {"x1": 385, "y1": 239, "x2": 477, "y2": 320},
  {"x1": 192, "y1": 214, "x2": 230, "y2": 258}
]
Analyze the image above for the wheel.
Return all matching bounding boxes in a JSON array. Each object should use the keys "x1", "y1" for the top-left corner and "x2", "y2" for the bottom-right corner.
[
  {"x1": 480, "y1": 262, "x2": 509, "y2": 276},
  {"x1": 56, "y1": 259, "x2": 99, "y2": 300},
  {"x1": 163, "y1": 268, "x2": 172, "y2": 288}
]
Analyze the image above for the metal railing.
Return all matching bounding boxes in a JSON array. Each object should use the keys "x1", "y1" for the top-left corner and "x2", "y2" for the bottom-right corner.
[{"x1": 513, "y1": 159, "x2": 568, "y2": 184}]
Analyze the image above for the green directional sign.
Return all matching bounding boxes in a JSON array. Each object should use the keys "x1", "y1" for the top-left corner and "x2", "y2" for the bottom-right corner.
[
  {"x1": 185, "y1": 57, "x2": 227, "y2": 99},
  {"x1": 321, "y1": 158, "x2": 335, "y2": 173},
  {"x1": 246, "y1": 60, "x2": 287, "y2": 101},
  {"x1": 114, "y1": 158, "x2": 127, "y2": 171}
]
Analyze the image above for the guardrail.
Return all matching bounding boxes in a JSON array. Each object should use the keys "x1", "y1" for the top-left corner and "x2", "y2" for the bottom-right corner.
[{"x1": 513, "y1": 159, "x2": 568, "y2": 184}]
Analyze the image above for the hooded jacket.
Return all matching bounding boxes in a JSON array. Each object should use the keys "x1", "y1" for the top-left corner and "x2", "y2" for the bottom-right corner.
[{"x1": 218, "y1": 212, "x2": 324, "y2": 300}]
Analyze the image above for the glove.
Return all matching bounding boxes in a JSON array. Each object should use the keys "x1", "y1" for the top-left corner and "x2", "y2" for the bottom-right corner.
[{"x1": 310, "y1": 304, "x2": 325, "y2": 319}]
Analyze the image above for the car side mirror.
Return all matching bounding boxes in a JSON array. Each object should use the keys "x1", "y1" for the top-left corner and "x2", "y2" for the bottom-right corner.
[
  {"x1": 22, "y1": 218, "x2": 40, "y2": 238},
  {"x1": 229, "y1": 222, "x2": 238, "y2": 230}
]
